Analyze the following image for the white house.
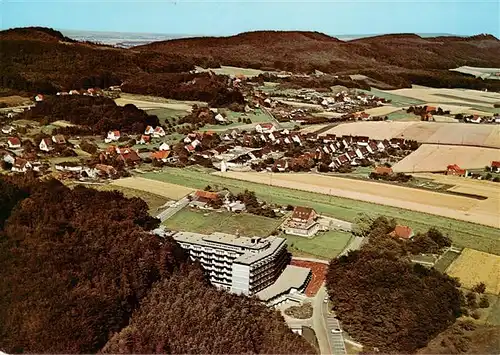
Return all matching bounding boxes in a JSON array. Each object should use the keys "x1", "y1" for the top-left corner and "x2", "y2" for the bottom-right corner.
[
  {"x1": 39, "y1": 138, "x2": 53, "y2": 152},
  {"x1": 255, "y1": 123, "x2": 276, "y2": 134},
  {"x1": 144, "y1": 126, "x2": 155, "y2": 135},
  {"x1": 2, "y1": 152, "x2": 15, "y2": 165},
  {"x1": 153, "y1": 127, "x2": 166, "y2": 138},
  {"x1": 34, "y1": 94, "x2": 44, "y2": 102},
  {"x1": 159, "y1": 142, "x2": 170, "y2": 151},
  {"x1": 105, "y1": 130, "x2": 121, "y2": 143},
  {"x1": 7, "y1": 137, "x2": 21, "y2": 149},
  {"x1": 215, "y1": 114, "x2": 226, "y2": 123},
  {"x1": 191, "y1": 139, "x2": 201, "y2": 148},
  {"x1": 1, "y1": 126, "x2": 15, "y2": 134},
  {"x1": 292, "y1": 135, "x2": 302, "y2": 145}
]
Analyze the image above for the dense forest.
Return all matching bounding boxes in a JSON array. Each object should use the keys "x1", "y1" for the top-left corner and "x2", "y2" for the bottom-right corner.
[
  {"x1": 326, "y1": 217, "x2": 461, "y2": 353},
  {"x1": 2, "y1": 27, "x2": 500, "y2": 95},
  {"x1": 0, "y1": 174, "x2": 314, "y2": 354},
  {"x1": 20, "y1": 95, "x2": 160, "y2": 135}
]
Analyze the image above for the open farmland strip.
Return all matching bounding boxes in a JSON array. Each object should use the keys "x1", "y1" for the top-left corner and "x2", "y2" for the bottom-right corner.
[{"x1": 139, "y1": 168, "x2": 500, "y2": 255}]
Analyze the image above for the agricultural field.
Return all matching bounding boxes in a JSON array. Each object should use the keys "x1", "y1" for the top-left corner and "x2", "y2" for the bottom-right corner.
[
  {"x1": 216, "y1": 171, "x2": 500, "y2": 229},
  {"x1": 362, "y1": 105, "x2": 402, "y2": 116},
  {"x1": 392, "y1": 144, "x2": 500, "y2": 172},
  {"x1": 446, "y1": 248, "x2": 500, "y2": 294},
  {"x1": 285, "y1": 230, "x2": 352, "y2": 260},
  {"x1": 199, "y1": 108, "x2": 274, "y2": 131},
  {"x1": 163, "y1": 208, "x2": 282, "y2": 236},
  {"x1": 450, "y1": 66, "x2": 500, "y2": 80},
  {"x1": 360, "y1": 88, "x2": 426, "y2": 107},
  {"x1": 194, "y1": 65, "x2": 272, "y2": 78},
  {"x1": 138, "y1": 168, "x2": 500, "y2": 254},
  {"x1": 383, "y1": 86, "x2": 500, "y2": 109},
  {"x1": 0, "y1": 95, "x2": 32, "y2": 107},
  {"x1": 111, "y1": 176, "x2": 194, "y2": 200},
  {"x1": 321, "y1": 121, "x2": 500, "y2": 148},
  {"x1": 115, "y1": 93, "x2": 203, "y2": 111}
]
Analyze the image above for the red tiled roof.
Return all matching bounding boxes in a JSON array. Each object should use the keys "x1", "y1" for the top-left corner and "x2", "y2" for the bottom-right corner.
[
  {"x1": 290, "y1": 259, "x2": 327, "y2": 297},
  {"x1": 151, "y1": 150, "x2": 170, "y2": 159},
  {"x1": 8, "y1": 137, "x2": 21, "y2": 146},
  {"x1": 259, "y1": 123, "x2": 274, "y2": 129},
  {"x1": 195, "y1": 190, "x2": 219, "y2": 200},
  {"x1": 375, "y1": 166, "x2": 393, "y2": 175},
  {"x1": 389, "y1": 225, "x2": 414, "y2": 240},
  {"x1": 447, "y1": 164, "x2": 466, "y2": 175},
  {"x1": 491, "y1": 161, "x2": 500, "y2": 168},
  {"x1": 426, "y1": 106, "x2": 437, "y2": 112},
  {"x1": 292, "y1": 206, "x2": 316, "y2": 222}
]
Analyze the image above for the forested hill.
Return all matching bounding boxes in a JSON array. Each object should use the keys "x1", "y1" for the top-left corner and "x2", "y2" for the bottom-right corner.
[
  {"x1": 1, "y1": 27, "x2": 500, "y2": 95},
  {"x1": 0, "y1": 174, "x2": 315, "y2": 354}
]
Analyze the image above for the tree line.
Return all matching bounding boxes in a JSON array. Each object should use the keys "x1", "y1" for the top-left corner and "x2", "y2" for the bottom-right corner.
[{"x1": 0, "y1": 174, "x2": 314, "y2": 354}]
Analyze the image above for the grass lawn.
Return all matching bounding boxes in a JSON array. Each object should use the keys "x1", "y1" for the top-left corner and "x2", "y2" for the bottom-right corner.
[
  {"x1": 434, "y1": 250, "x2": 461, "y2": 272},
  {"x1": 285, "y1": 230, "x2": 353, "y2": 260},
  {"x1": 139, "y1": 168, "x2": 500, "y2": 255},
  {"x1": 386, "y1": 110, "x2": 420, "y2": 121},
  {"x1": 146, "y1": 108, "x2": 187, "y2": 125},
  {"x1": 163, "y1": 208, "x2": 282, "y2": 236},
  {"x1": 199, "y1": 108, "x2": 274, "y2": 131}
]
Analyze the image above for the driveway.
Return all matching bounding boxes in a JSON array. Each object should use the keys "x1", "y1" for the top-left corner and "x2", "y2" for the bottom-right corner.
[{"x1": 156, "y1": 196, "x2": 190, "y2": 222}]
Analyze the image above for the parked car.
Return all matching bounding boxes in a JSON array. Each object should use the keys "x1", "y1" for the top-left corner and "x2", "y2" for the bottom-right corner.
[{"x1": 331, "y1": 328, "x2": 342, "y2": 334}]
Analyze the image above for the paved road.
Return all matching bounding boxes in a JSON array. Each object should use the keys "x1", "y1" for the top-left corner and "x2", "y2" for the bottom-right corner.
[
  {"x1": 312, "y1": 286, "x2": 334, "y2": 354},
  {"x1": 156, "y1": 196, "x2": 190, "y2": 222}
]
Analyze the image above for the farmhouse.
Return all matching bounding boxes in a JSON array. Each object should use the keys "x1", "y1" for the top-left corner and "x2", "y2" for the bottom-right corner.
[
  {"x1": 389, "y1": 225, "x2": 414, "y2": 240},
  {"x1": 52, "y1": 134, "x2": 66, "y2": 145},
  {"x1": 116, "y1": 147, "x2": 141, "y2": 165},
  {"x1": 255, "y1": 123, "x2": 276, "y2": 134},
  {"x1": 153, "y1": 127, "x2": 166, "y2": 138},
  {"x1": 190, "y1": 190, "x2": 220, "y2": 208},
  {"x1": 137, "y1": 135, "x2": 151, "y2": 145},
  {"x1": 284, "y1": 207, "x2": 320, "y2": 237},
  {"x1": 105, "y1": 130, "x2": 121, "y2": 143},
  {"x1": 1, "y1": 126, "x2": 15, "y2": 134},
  {"x1": 39, "y1": 138, "x2": 53, "y2": 152},
  {"x1": 7, "y1": 137, "x2": 21, "y2": 149},
  {"x1": 490, "y1": 161, "x2": 500, "y2": 173},
  {"x1": 144, "y1": 126, "x2": 155, "y2": 135},
  {"x1": 151, "y1": 150, "x2": 171, "y2": 162},
  {"x1": 159, "y1": 142, "x2": 170, "y2": 151},
  {"x1": 12, "y1": 158, "x2": 32, "y2": 173},
  {"x1": 446, "y1": 164, "x2": 467, "y2": 177},
  {"x1": 2, "y1": 151, "x2": 15, "y2": 165},
  {"x1": 95, "y1": 164, "x2": 117, "y2": 178},
  {"x1": 374, "y1": 166, "x2": 393, "y2": 175}
]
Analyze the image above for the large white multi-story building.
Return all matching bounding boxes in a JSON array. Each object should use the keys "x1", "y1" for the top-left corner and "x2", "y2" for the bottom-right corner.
[{"x1": 173, "y1": 231, "x2": 290, "y2": 296}]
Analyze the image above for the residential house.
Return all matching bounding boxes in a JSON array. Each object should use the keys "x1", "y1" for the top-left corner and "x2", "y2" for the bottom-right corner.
[
  {"x1": 151, "y1": 150, "x2": 171, "y2": 162},
  {"x1": 446, "y1": 164, "x2": 467, "y2": 177},
  {"x1": 159, "y1": 142, "x2": 170, "y2": 151},
  {"x1": 367, "y1": 141, "x2": 379, "y2": 154},
  {"x1": 334, "y1": 154, "x2": 350, "y2": 167},
  {"x1": 105, "y1": 130, "x2": 121, "y2": 143},
  {"x1": 2, "y1": 151, "x2": 15, "y2": 165},
  {"x1": 226, "y1": 201, "x2": 246, "y2": 213},
  {"x1": 291, "y1": 134, "x2": 302, "y2": 145},
  {"x1": 390, "y1": 138, "x2": 405, "y2": 148},
  {"x1": 273, "y1": 159, "x2": 289, "y2": 172},
  {"x1": 304, "y1": 133, "x2": 318, "y2": 142},
  {"x1": 191, "y1": 190, "x2": 220, "y2": 208},
  {"x1": 117, "y1": 147, "x2": 141, "y2": 165},
  {"x1": 153, "y1": 127, "x2": 166, "y2": 138},
  {"x1": 2, "y1": 126, "x2": 15, "y2": 134},
  {"x1": 426, "y1": 106, "x2": 436, "y2": 113},
  {"x1": 39, "y1": 138, "x2": 53, "y2": 152},
  {"x1": 355, "y1": 136, "x2": 369, "y2": 146},
  {"x1": 69, "y1": 90, "x2": 80, "y2": 95},
  {"x1": 34, "y1": 94, "x2": 44, "y2": 102},
  {"x1": 214, "y1": 113, "x2": 226, "y2": 123},
  {"x1": 55, "y1": 162, "x2": 83, "y2": 172},
  {"x1": 137, "y1": 135, "x2": 151, "y2": 145},
  {"x1": 469, "y1": 115, "x2": 482, "y2": 124},
  {"x1": 52, "y1": 134, "x2": 66, "y2": 145},
  {"x1": 491, "y1": 161, "x2": 500, "y2": 173},
  {"x1": 144, "y1": 126, "x2": 155, "y2": 135},
  {"x1": 7, "y1": 137, "x2": 21, "y2": 149},
  {"x1": 377, "y1": 140, "x2": 389, "y2": 151},
  {"x1": 322, "y1": 134, "x2": 336, "y2": 143},
  {"x1": 12, "y1": 158, "x2": 32, "y2": 173},
  {"x1": 284, "y1": 206, "x2": 321, "y2": 237},
  {"x1": 255, "y1": 123, "x2": 276, "y2": 134},
  {"x1": 95, "y1": 164, "x2": 117, "y2": 178},
  {"x1": 389, "y1": 225, "x2": 414, "y2": 240},
  {"x1": 374, "y1": 166, "x2": 393, "y2": 175},
  {"x1": 185, "y1": 144, "x2": 196, "y2": 153}
]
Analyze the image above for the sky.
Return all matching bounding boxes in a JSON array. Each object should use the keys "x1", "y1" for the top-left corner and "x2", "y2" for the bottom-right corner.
[{"x1": 1, "y1": 0, "x2": 499, "y2": 38}]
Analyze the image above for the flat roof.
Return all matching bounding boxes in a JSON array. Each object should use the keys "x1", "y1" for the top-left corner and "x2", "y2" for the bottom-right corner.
[
  {"x1": 173, "y1": 231, "x2": 272, "y2": 251},
  {"x1": 235, "y1": 237, "x2": 286, "y2": 265},
  {"x1": 256, "y1": 265, "x2": 311, "y2": 301}
]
